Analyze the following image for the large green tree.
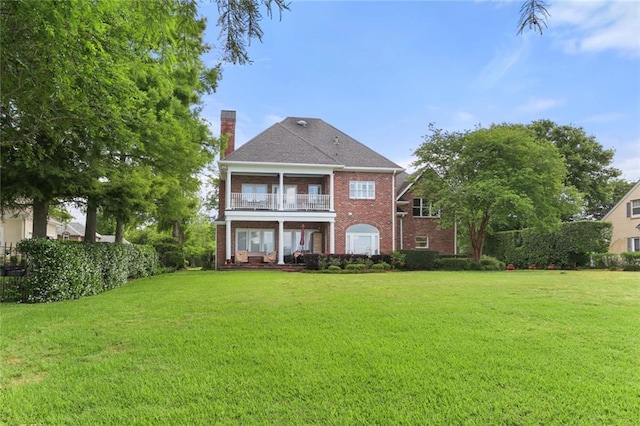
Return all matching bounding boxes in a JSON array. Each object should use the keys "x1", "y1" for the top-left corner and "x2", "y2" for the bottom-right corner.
[
  {"x1": 1, "y1": 0, "x2": 219, "y2": 240},
  {"x1": 1, "y1": 1, "x2": 142, "y2": 236},
  {"x1": 413, "y1": 124, "x2": 577, "y2": 262},
  {"x1": 528, "y1": 120, "x2": 627, "y2": 220}
]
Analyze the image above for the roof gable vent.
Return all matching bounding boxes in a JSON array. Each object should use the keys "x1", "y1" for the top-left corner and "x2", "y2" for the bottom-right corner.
[{"x1": 297, "y1": 120, "x2": 307, "y2": 127}]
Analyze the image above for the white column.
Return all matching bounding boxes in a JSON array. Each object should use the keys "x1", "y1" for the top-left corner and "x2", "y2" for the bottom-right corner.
[
  {"x1": 329, "y1": 173, "x2": 335, "y2": 211},
  {"x1": 391, "y1": 171, "x2": 396, "y2": 252},
  {"x1": 329, "y1": 220, "x2": 335, "y2": 254},
  {"x1": 278, "y1": 220, "x2": 284, "y2": 264},
  {"x1": 225, "y1": 169, "x2": 232, "y2": 210},
  {"x1": 453, "y1": 215, "x2": 457, "y2": 255},
  {"x1": 279, "y1": 172, "x2": 284, "y2": 210},
  {"x1": 399, "y1": 216, "x2": 404, "y2": 250},
  {"x1": 225, "y1": 219, "x2": 232, "y2": 262}
]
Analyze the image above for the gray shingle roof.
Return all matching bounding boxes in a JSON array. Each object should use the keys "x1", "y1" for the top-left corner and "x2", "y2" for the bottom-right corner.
[{"x1": 223, "y1": 117, "x2": 402, "y2": 169}]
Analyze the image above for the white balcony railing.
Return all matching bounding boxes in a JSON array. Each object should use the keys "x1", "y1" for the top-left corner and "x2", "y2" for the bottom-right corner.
[{"x1": 229, "y1": 193, "x2": 330, "y2": 211}]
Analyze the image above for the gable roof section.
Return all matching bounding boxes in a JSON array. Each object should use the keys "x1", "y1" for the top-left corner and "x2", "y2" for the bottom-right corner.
[
  {"x1": 602, "y1": 180, "x2": 640, "y2": 221},
  {"x1": 223, "y1": 117, "x2": 402, "y2": 170}
]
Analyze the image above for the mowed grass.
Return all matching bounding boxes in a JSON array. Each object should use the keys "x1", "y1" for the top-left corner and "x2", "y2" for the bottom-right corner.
[{"x1": 1, "y1": 271, "x2": 638, "y2": 425}]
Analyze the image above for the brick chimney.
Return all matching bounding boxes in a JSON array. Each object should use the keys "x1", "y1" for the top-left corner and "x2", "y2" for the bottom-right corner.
[{"x1": 220, "y1": 110, "x2": 236, "y2": 158}]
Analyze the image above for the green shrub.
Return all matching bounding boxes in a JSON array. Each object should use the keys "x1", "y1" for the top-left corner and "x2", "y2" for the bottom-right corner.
[
  {"x1": 317, "y1": 255, "x2": 330, "y2": 270},
  {"x1": 153, "y1": 236, "x2": 185, "y2": 270},
  {"x1": 200, "y1": 250, "x2": 216, "y2": 271},
  {"x1": 372, "y1": 262, "x2": 391, "y2": 271},
  {"x1": 485, "y1": 221, "x2": 612, "y2": 269},
  {"x1": 327, "y1": 265, "x2": 341, "y2": 272},
  {"x1": 620, "y1": 252, "x2": 640, "y2": 271},
  {"x1": 434, "y1": 257, "x2": 474, "y2": 271},
  {"x1": 399, "y1": 250, "x2": 439, "y2": 270},
  {"x1": 345, "y1": 263, "x2": 366, "y2": 272},
  {"x1": 14, "y1": 239, "x2": 159, "y2": 303},
  {"x1": 592, "y1": 253, "x2": 621, "y2": 270},
  {"x1": 390, "y1": 251, "x2": 406, "y2": 269},
  {"x1": 480, "y1": 255, "x2": 506, "y2": 271}
]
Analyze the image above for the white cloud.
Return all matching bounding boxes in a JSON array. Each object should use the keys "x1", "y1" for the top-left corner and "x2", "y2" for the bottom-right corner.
[
  {"x1": 393, "y1": 156, "x2": 418, "y2": 173},
  {"x1": 582, "y1": 112, "x2": 626, "y2": 124},
  {"x1": 457, "y1": 111, "x2": 477, "y2": 122},
  {"x1": 613, "y1": 138, "x2": 640, "y2": 181},
  {"x1": 551, "y1": 1, "x2": 640, "y2": 57},
  {"x1": 263, "y1": 114, "x2": 284, "y2": 127},
  {"x1": 518, "y1": 97, "x2": 565, "y2": 112},
  {"x1": 475, "y1": 39, "x2": 529, "y2": 89}
]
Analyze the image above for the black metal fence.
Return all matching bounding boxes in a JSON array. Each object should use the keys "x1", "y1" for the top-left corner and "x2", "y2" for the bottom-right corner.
[{"x1": 1, "y1": 243, "x2": 30, "y2": 302}]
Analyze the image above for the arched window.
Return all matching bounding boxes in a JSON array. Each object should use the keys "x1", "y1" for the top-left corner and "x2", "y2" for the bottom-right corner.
[{"x1": 346, "y1": 224, "x2": 379, "y2": 255}]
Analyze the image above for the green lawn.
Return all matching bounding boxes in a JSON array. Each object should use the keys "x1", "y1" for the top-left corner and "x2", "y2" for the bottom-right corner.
[{"x1": 1, "y1": 270, "x2": 638, "y2": 424}]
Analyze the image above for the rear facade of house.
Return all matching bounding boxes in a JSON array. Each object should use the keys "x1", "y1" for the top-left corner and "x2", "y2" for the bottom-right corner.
[{"x1": 214, "y1": 111, "x2": 455, "y2": 266}]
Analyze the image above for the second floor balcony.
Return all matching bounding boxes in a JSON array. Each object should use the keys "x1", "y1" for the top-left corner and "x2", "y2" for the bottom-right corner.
[{"x1": 229, "y1": 193, "x2": 331, "y2": 212}]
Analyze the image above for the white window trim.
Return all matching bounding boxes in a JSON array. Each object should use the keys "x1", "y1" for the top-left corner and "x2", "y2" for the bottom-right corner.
[
  {"x1": 241, "y1": 184, "x2": 268, "y2": 202},
  {"x1": 413, "y1": 198, "x2": 440, "y2": 218},
  {"x1": 236, "y1": 228, "x2": 274, "y2": 253},
  {"x1": 349, "y1": 181, "x2": 375, "y2": 200},
  {"x1": 631, "y1": 199, "x2": 640, "y2": 218},
  {"x1": 628, "y1": 237, "x2": 640, "y2": 252},
  {"x1": 415, "y1": 236, "x2": 429, "y2": 249},
  {"x1": 345, "y1": 224, "x2": 379, "y2": 255}
]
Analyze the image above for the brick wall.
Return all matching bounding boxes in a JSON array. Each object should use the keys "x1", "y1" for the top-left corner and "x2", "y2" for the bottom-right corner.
[
  {"x1": 333, "y1": 171, "x2": 395, "y2": 254},
  {"x1": 396, "y1": 187, "x2": 455, "y2": 255}
]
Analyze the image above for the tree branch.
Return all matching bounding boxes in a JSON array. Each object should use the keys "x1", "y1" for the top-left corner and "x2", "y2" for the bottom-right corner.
[{"x1": 518, "y1": 0, "x2": 551, "y2": 35}]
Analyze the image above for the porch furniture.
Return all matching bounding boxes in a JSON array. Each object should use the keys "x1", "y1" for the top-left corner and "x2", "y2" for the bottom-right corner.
[
  {"x1": 263, "y1": 250, "x2": 277, "y2": 263},
  {"x1": 234, "y1": 250, "x2": 249, "y2": 264}
]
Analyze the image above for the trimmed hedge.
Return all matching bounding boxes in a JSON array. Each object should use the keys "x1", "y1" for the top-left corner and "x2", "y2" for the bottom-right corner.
[
  {"x1": 304, "y1": 254, "x2": 391, "y2": 271},
  {"x1": 485, "y1": 221, "x2": 612, "y2": 269},
  {"x1": 398, "y1": 250, "x2": 439, "y2": 270},
  {"x1": 15, "y1": 239, "x2": 159, "y2": 303},
  {"x1": 620, "y1": 252, "x2": 640, "y2": 271}
]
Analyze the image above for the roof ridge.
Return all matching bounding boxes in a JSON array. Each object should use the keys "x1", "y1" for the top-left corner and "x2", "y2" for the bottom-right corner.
[
  {"x1": 278, "y1": 121, "x2": 340, "y2": 164},
  {"x1": 318, "y1": 119, "x2": 401, "y2": 168}
]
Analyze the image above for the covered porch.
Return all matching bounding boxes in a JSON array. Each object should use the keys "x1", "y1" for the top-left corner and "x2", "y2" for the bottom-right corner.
[{"x1": 216, "y1": 212, "x2": 336, "y2": 266}]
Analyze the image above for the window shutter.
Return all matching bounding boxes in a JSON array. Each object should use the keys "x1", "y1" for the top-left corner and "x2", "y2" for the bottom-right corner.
[
  {"x1": 628, "y1": 238, "x2": 633, "y2": 252},
  {"x1": 627, "y1": 202, "x2": 632, "y2": 217}
]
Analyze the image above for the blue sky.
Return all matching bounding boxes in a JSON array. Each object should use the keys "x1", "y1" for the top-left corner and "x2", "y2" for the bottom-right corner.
[{"x1": 199, "y1": 0, "x2": 640, "y2": 181}]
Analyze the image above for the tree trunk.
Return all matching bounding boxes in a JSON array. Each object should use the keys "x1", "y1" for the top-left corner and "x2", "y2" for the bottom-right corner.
[
  {"x1": 469, "y1": 214, "x2": 489, "y2": 263},
  {"x1": 85, "y1": 197, "x2": 98, "y2": 242},
  {"x1": 115, "y1": 218, "x2": 125, "y2": 243},
  {"x1": 32, "y1": 198, "x2": 50, "y2": 239},
  {"x1": 172, "y1": 220, "x2": 184, "y2": 245}
]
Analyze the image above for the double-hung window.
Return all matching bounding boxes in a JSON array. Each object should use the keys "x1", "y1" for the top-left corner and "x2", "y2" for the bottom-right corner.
[
  {"x1": 631, "y1": 199, "x2": 640, "y2": 217},
  {"x1": 415, "y1": 236, "x2": 429, "y2": 249},
  {"x1": 628, "y1": 237, "x2": 640, "y2": 252},
  {"x1": 349, "y1": 181, "x2": 375, "y2": 200}
]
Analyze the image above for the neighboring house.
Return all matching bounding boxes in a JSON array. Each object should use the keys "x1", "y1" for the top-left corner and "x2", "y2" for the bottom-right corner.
[
  {"x1": 99, "y1": 235, "x2": 130, "y2": 244},
  {"x1": 57, "y1": 222, "x2": 94, "y2": 242},
  {"x1": 56, "y1": 222, "x2": 126, "y2": 243},
  {"x1": 603, "y1": 180, "x2": 640, "y2": 253},
  {"x1": 214, "y1": 110, "x2": 455, "y2": 266},
  {"x1": 0, "y1": 208, "x2": 62, "y2": 250}
]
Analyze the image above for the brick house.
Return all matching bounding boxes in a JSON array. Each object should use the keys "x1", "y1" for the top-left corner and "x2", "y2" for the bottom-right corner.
[{"x1": 214, "y1": 111, "x2": 455, "y2": 266}]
